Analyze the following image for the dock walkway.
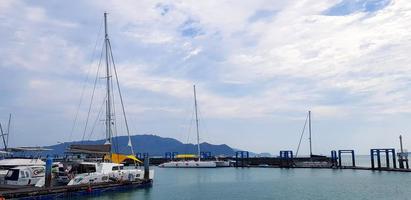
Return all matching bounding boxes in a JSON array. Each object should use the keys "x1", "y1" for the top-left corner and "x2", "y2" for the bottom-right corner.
[{"x1": 0, "y1": 179, "x2": 152, "y2": 199}]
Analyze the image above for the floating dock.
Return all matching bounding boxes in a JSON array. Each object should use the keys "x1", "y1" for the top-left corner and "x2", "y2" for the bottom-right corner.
[{"x1": 0, "y1": 179, "x2": 152, "y2": 199}]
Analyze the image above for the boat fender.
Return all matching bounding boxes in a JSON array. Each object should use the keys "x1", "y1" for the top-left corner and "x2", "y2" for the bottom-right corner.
[{"x1": 87, "y1": 186, "x2": 92, "y2": 193}]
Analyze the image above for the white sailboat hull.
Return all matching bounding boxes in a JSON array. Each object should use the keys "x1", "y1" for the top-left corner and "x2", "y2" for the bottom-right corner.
[{"x1": 159, "y1": 161, "x2": 216, "y2": 168}]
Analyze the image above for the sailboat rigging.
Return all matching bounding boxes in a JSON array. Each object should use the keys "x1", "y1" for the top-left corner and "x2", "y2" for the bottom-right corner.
[
  {"x1": 295, "y1": 111, "x2": 325, "y2": 158},
  {"x1": 63, "y1": 13, "x2": 154, "y2": 185},
  {"x1": 159, "y1": 85, "x2": 217, "y2": 168},
  {"x1": 194, "y1": 85, "x2": 201, "y2": 162},
  {"x1": 68, "y1": 13, "x2": 134, "y2": 157}
]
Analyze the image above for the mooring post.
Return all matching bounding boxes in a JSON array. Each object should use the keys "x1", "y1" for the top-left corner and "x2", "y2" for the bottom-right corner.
[
  {"x1": 385, "y1": 150, "x2": 390, "y2": 168},
  {"x1": 235, "y1": 151, "x2": 239, "y2": 167},
  {"x1": 376, "y1": 150, "x2": 381, "y2": 168},
  {"x1": 392, "y1": 149, "x2": 397, "y2": 168},
  {"x1": 338, "y1": 150, "x2": 342, "y2": 168},
  {"x1": 371, "y1": 149, "x2": 375, "y2": 169},
  {"x1": 241, "y1": 152, "x2": 244, "y2": 167},
  {"x1": 330, "y1": 150, "x2": 337, "y2": 167},
  {"x1": 246, "y1": 151, "x2": 249, "y2": 167},
  {"x1": 45, "y1": 157, "x2": 53, "y2": 187},
  {"x1": 144, "y1": 156, "x2": 150, "y2": 180},
  {"x1": 351, "y1": 150, "x2": 356, "y2": 167}
]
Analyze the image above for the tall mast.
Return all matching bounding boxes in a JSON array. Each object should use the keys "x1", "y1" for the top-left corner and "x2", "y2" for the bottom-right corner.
[
  {"x1": 104, "y1": 12, "x2": 112, "y2": 145},
  {"x1": 308, "y1": 110, "x2": 312, "y2": 157},
  {"x1": 193, "y1": 85, "x2": 201, "y2": 161}
]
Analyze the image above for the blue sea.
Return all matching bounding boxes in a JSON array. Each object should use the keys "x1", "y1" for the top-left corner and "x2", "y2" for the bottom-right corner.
[{"x1": 78, "y1": 162, "x2": 411, "y2": 200}]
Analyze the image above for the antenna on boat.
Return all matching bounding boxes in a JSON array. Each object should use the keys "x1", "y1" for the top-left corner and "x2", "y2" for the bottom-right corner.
[
  {"x1": 308, "y1": 110, "x2": 312, "y2": 157},
  {"x1": 193, "y1": 85, "x2": 201, "y2": 162}
]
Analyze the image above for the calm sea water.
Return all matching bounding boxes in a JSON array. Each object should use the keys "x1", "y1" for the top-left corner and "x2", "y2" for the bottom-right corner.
[{"x1": 78, "y1": 165, "x2": 411, "y2": 200}]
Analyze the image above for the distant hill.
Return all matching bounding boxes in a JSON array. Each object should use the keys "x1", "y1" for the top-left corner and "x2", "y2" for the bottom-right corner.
[{"x1": 39, "y1": 134, "x2": 236, "y2": 157}]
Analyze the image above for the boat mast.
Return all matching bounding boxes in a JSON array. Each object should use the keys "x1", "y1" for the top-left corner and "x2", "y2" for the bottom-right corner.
[
  {"x1": 193, "y1": 85, "x2": 201, "y2": 161},
  {"x1": 308, "y1": 110, "x2": 312, "y2": 157},
  {"x1": 104, "y1": 12, "x2": 113, "y2": 145},
  {"x1": 6, "y1": 114, "x2": 10, "y2": 148}
]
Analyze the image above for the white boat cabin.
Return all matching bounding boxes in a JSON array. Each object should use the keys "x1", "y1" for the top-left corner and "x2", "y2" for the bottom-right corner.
[
  {"x1": 67, "y1": 162, "x2": 154, "y2": 186},
  {"x1": 4, "y1": 166, "x2": 45, "y2": 186},
  {"x1": 0, "y1": 159, "x2": 45, "y2": 184}
]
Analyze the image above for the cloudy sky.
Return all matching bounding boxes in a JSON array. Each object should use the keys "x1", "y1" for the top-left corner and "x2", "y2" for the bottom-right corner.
[{"x1": 1, "y1": 0, "x2": 411, "y2": 155}]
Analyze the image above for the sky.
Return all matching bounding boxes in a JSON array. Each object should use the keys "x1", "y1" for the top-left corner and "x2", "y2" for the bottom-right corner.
[{"x1": 1, "y1": 0, "x2": 411, "y2": 155}]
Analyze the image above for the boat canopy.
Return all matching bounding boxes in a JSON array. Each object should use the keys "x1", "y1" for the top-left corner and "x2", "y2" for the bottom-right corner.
[
  {"x1": 175, "y1": 154, "x2": 197, "y2": 159},
  {"x1": 105, "y1": 153, "x2": 142, "y2": 164},
  {"x1": 8, "y1": 147, "x2": 52, "y2": 152},
  {"x1": 67, "y1": 144, "x2": 111, "y2": 154}
]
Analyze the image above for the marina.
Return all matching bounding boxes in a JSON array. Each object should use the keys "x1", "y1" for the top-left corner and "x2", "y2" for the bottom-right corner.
[
  {"x1": 0, "y1": 12, "x2": 156, "y2": 199},
  {"x1": 1, "y1": 1, "x2": 411, "y2": 199}
]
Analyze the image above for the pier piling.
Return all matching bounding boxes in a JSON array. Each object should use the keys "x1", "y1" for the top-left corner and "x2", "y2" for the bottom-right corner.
[
  {"x1": 279, "y1": 151, "x2": 294, "y2": 168},
  {"x1": 331, "y1": 150, "x2": 338, "y2": 167},
  {"x1": 337, "y1": 150, "x2": 355, "y2": 168},
  {"x1": 144, "y1": 155, "x2": 150, "y2": 180},
  {"x1": 371, "y1": 148, "x2": 396, "y2": 169},
  {"x1": 200, "y1": 151, "x2": 212, "y2": 159},
  {"x1": 398, "y1": 135, "x2": 409, "y2": 169},
  {"x1": 137, "y1": 152, "x2": 149, "y2": 160},
  {"x1": 235, "y1": 151, "x2": 249, "y2": 167},
  {"x1": 164, "y1": 152, "x2": 178, "y2": 160},
  {"x1": 45, "y1": 157, "x2": 53, "y2": 187}
]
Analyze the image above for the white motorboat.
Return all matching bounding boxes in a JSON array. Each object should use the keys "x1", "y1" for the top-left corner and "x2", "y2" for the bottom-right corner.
[
  {"x1": 4, "y1": 165, "x2": 45, "y2": 187},
  {"x1": 0, "y1": 158, "x2": 45, "y2": 184},
  {"x1": 67, "y1": 162, "x2": 154, "y2": 185}
]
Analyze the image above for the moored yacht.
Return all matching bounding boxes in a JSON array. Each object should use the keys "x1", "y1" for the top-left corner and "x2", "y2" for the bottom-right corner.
[
  {"x1": 159, "y1": 85, "x2": 216, "y2": 168},
  {"x1": 67, "y1": 162, "x2": 153, "y2": 185},
  {"x1": 159, "y1": 160, "x2": 216, "y2": 168},
  {"x1": 4, "y1": 165, "x2": 45, "y2": 187},
  {"x1": 63, "y1": 13, "x2": 154, "y2": 185}
]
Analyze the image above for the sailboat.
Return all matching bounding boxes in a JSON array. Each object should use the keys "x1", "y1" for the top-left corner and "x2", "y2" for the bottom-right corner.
[
  {"x1": 294, "y1": 111, "x2": 329, "y2": 167},
  {"x1": 159, "y1": 85, "x2": 216, "y2": 168},
  {"x1": 296, "y1": 111, "x2": 326, "y2": 158},
  {"x1": 66, "y1": 13, "x2": 154, "y2": 185}
]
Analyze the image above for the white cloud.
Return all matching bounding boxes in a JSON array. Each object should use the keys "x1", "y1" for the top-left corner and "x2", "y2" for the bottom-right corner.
[{"x1": 2, "y1": 0, "x2": 411, "y2": 152}]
